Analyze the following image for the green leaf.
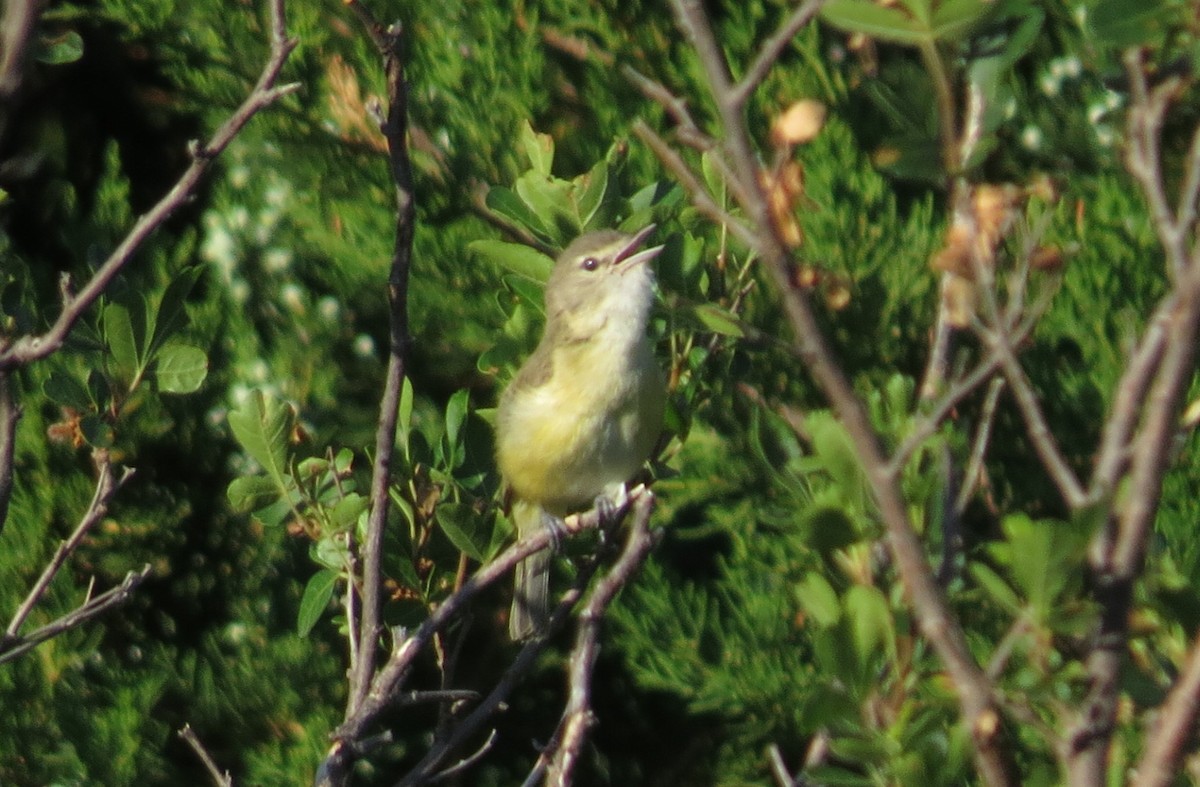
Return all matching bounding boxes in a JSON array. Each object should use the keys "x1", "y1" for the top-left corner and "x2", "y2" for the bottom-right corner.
[
  {"x1": 821, "y1": 0, "x2": 927, "y2": 44},
  {"x1": 36, "y1": 30, "x2": 84, "y2": 64},
  {"x1": 43, "y1": 371, "x2": 91, "y2": 410},
  {"x1": 227, "y1": 475, "x2": 283, "y2": 513},
  {"x1": 444, "y1": 388, "x2": 470, "y2": 452},
  {"x1": 520, "y1": 120, "x2": 554, "y2": 176},
  {"x1": 1085, "y1": 0, "x2": 1179, "y2": 50},
  {"x1": 575, "y1": 158, "x2": 610, "y2": 231},
  {"x1": 154, "y1": 344, "x2": 207, "y2": 393},
  {"x1": 148, "y1": 266, "x2": 203, "y2": 360},
  {"x1": 470, "y1": 239, "x2": 554, "y2": 282},
  {"x1": 437, "y1": 502, "x2": 487, "y2": 561},
  {"x1": 929, "y1": 0, "x2": 989, "y2": 41},
  {"x1": 330, "y1": 493, "x2": 368, "y2": 531},
  {"x1": 79, "y1": 413, "x2": 113, "y2": 448},
  {"x1": 691, "y1": 303, "x2": 746, "y2": 338},
  {"x1": 485, "y1": 186, "x2": 553, "y2": 241},
  {"x1": 845, "y1": 584, "x2": 893, "y2": 667},
  {"x1": 796, "y1": 573, "x2": 841, "y2": 628},
  {"x1": 228, "y1": 390, "x2": 294, "y2": 493},
  {"x1": 297, "y1": 569, "x2": 339, "y2": 636},
  {"x1": 103, "y1": 302, "x2": 143, "y2": 384},
  {"x1": 969, "y1": 562, "x2": 1022, "y2": 614},
  {"x1": 398, "y1": 375, "x2": 414, "y2": 442}
]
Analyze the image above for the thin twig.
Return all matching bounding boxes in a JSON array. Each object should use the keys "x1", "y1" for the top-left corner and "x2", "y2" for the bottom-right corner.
[
  {"x1": 0, "y1": 564, "x2": 151, "y2": 665},
  {"x1": 0, "y1": 371, "x2": 19, "y2": 535},
  {"x1": 0, "y1": 0, "x2": 299, "y2": 371},
  {"x1": 179, "y1": 724, "x2": 233, "y2": 787},
  {"x1": 3, "y1": 456, "x2": 133, "y2": 642},
  {"x1": 341, "y1": 0, "x2": 416, "y2": 722},
  {"x1": 956, "y1": 376, "x2": 1005, "y2": 515},
  {"x1": 729, "y1": 0, "x2": 827, "y2": 108}
]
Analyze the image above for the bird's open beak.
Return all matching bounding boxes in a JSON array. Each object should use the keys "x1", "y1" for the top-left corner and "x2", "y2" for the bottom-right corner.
[{"x1": 615, "y1": 224, "x2": 664, "y2": 269}]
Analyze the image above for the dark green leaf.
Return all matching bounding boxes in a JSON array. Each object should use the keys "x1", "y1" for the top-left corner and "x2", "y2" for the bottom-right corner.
[
  {"x1": 43, "y1": 371, "x2": 91, "y2": 410},
  {"x1": 437, "y1": 502, "x2": 487, "y2": 561}
]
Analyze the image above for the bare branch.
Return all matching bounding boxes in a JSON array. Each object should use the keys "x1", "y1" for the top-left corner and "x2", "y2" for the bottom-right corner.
[
  {"x1": 631, "y1": 120, "x2": 755, "y2": 247},
  {"x1": 2, "y1": 456, "x2": 134, "y2": 651},
  {"x1": 660, "y1": 2, "x2": 1016, "y2": 782},
  {"x1": 990, "y1": 340, "x2": 1087, "y2": 509},
  {"x1": 1133, "y1": 627, "x2": 1200, "y2": 787},
  {"x1": 729, "y1": 0, "x2": 827, "y2": 108},
  {"x1": 0, "y1": 0, "x2": 44, "y2": 102},
  {"x1": 0, "y1": 0, "x2": 299, "y2": 371},
  {"x1": 0, "y1": 564, "x2": 150, "y2": 666},
  {"x1": 957, "y1": 376, "x2": 1005, "y2": 515},
  {"x1": 341, "y1": 0, "x2": 417, "y2": 721},
  {"x1": 325, "y1": 487, "x2": 649, "y2": 779},
  {"x1": 179, "y1": 724, "x2": 233, "y2": 787},
  {"x1": 1122, "y1": 50, "x2": 1189, "y2": 279},
  {"x1": 546, "y1": 493, "x2": 658, "y2": 785},
  {"x1": 0, "y1": 372, "x2": 19, "y2": 535}
]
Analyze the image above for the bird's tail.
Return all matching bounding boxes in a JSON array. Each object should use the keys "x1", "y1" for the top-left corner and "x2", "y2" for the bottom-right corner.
[{"x1": 510, "y1": 500, "x2": 552, "y2": 640}]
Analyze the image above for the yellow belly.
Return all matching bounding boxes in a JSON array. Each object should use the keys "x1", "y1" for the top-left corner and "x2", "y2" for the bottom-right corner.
[{"x1": 496, "y1": 338, "x2": 663, "y2": 514}]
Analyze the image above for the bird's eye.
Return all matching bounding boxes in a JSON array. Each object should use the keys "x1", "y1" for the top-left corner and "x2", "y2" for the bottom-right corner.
[{"x1": 581, "y1": 257, "x2": 599, "y2": 271}]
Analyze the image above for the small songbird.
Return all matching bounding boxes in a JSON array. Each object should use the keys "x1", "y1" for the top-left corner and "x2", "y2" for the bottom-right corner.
[{"x1": 495, "y1": 225, "x2": 665, "y2": 640}]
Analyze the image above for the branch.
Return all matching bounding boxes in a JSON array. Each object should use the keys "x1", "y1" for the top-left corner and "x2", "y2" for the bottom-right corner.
[
  {"x1": 179, "y1": 724, "x2": 233, "y2": 787},
  {"x1": 545, "y1": 493, "x2": 658, "y2": 786},
  {"x1": 1067, "y1": 52, "x2": 1200, "y2": 787},
  {"x1": 1, "y1": 455, "x2": 135, "y2": 659},
  {"x1": 0, "y1": 0, "x2": 299, "y2": 371},
  {"x1": 398, "y1": 564, "x2": 597, "y2": 787},
  {"x1": 0, "y1": 563, "x2": 151, "y2": 666},
  {"x1": 729, "y1": 0, "x2": 827, "y2": 108},
  {"x1": 662, "y1": 2, "x2": 1016, "y2": 783},
  {"x1": 0, "y1": 372, "x2": 19, "y2": 535},
  {"x1": 319, "y1": 488, "x2": 649, "y2": 782},
  {"x1": 341, "y1": 0, "x2": 416, "y2": 721},
  {"x1": 1133, "y1": 626, "x2": 1200, "y2": 787}
]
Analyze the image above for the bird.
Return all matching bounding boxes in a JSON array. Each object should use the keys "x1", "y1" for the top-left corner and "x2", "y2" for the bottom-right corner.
[{"x1": 495, "y1": 225, "x2": 665, "y2": 640}]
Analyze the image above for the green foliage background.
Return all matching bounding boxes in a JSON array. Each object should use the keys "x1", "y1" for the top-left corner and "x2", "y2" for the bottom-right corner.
[{"x1": 1, "y1": 0, "x2": 1197, "y2": 784}]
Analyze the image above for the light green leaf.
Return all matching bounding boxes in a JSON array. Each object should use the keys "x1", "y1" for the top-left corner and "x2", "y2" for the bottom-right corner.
[
  {"x1": 821, "y1": 0, "x2": 926, "y2": 44},
  {"x1": 37, "y1": 30, "x2": 84, "y2": 64},
  {"x1": 227, "y1": 475, "x2": 283, "y2": 513},
  {"x1": 470, "y1": 239, "x2": 554, "y2": 282},
  {"x1": 330, "y1": 493, "x2": 368, "y2": 531},
  {"x1": 444, "y1": 388, "x2": 470, "y2": 451},
  {"x1": 575, "y1": 158, "x2": 610, "y2": 231},
  {"x1": 485, "y1": 186, "x2": 553, "y2": 241},
  {"x1": 691, "y1": 303, "x2": 745, "y2": 338},
  {"x1": 845, "y1": 584, "x2": 892, "y2": 667},
  {"x1": 228, "y1": 390, "x2": 293, "y2": 492},
  {"x1": 155, "y1": 344, "x2": 207, "y2": 393},
  {"x1": 520, "y1": 120, "x2": 555, "y2": 176},
  {"x1": 297, "y1": 569, "x2": 339, "y2": 636},
  {"x1": 796, "y1": 573, "x2": 841, "y2": 628}
]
